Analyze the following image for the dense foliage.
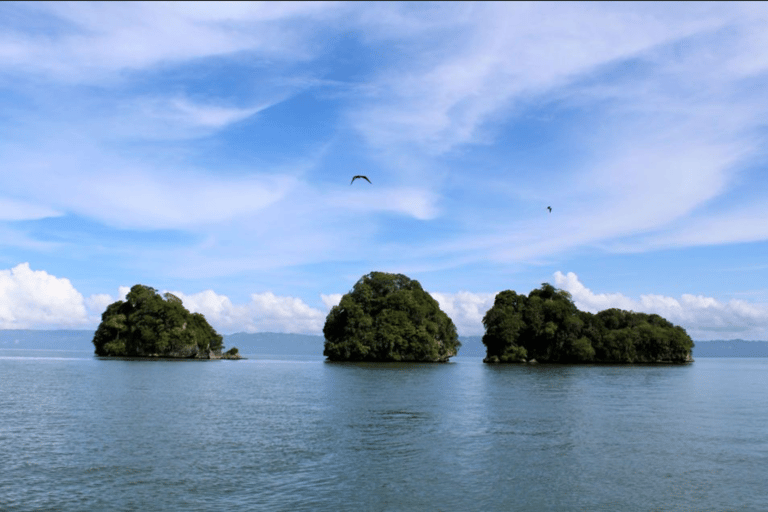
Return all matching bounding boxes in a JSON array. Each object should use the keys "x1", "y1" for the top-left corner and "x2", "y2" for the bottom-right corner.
[
  {"x1": 482, "y1": 283, "x2": 694, "y2": 363},
  {"x1": 323, "y1": 272, "x2": 461, "y2": 362},
  {"x1": 93, "y1": 284, "x2": 225, "y2": 357}
]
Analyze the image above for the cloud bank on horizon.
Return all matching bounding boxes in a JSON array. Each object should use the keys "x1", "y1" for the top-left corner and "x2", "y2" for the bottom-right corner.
[
  {"x1": 1, "y1": 263, "x2": 767, "y2": 341},
  {"x1": 1, "y1": 2, "x2": 768, "y2": 340}
]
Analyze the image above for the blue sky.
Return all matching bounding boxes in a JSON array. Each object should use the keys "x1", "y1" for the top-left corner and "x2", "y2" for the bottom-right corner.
[{"x1": 2, "y1": 1, "x2": 768, "y2": 340}]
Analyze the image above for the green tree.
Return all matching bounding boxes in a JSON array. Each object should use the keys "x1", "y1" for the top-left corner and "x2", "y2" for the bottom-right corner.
[
  {"x1": 564, "y1": 336, "x2": 596, "y2": 362},
  {"x1": 517, "y1": 284, "x2": 582, "y2": 362},
  {"x1": 481, "y1": 290, "x2": 528, "y2": 362},
  {"x1": 481, "y1": 283, "x2": 693, "y2": 364},
  {"x1": 323, "y1": 272, "x2": 460, "y2": 362},
  {"x1": 93, "y1": 301, "x2": 129, "y2": 356},
  {"x1": 92, "y1": 284, "x2": 227, "y2": 358}
]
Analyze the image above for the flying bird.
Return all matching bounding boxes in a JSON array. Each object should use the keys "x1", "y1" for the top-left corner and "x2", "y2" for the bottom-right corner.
[
  {"x1": 351, "y1": 175, "x2": 372, "y2": 185},
  {"x1": 547, "y1": 206, "x2": 552, "y2": 213}
]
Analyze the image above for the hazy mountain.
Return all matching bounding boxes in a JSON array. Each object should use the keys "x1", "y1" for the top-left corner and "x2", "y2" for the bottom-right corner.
[
  {"x1": 0, "y1": 330, "x2": 96, "y2": 351},
  {"x1": 2, "y1": 330, "x2": 767, "y2": 357},
  {"x1": 692, "y1": 340, "x2": 768, "y2": 358},
  {"x1": 224, "y1": 332, "x2": 324, "y2": 356},
  {"x1": 454, "y1": 338, "x2": 768, "y2": 358},
  {"x1": 0, "y1": 330, "x2": 487, "y2": 357},
  {"x1": 226, "y1": 333, "x2": 485, "y2": 357}
]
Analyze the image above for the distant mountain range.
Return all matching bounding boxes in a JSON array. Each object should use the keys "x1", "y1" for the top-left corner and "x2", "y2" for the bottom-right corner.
[
  {"x1": 691, "y1": 340, "x2": 768, "y2": 358},
  {"x1": 1, "y1": 330, "x2": 767, "y2": 358},
  {"x1": 0, "y1": 330, "x2": 97, "y2": 351}
]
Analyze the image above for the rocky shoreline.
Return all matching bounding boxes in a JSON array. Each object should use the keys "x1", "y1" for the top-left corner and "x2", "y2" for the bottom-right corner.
[
  {"x1": 98, "y1": 349, "x2": 244, "y2": 360},
  {"x1": 484, "y1": 354, "x2": 694, "y2": 364},
  {"x1": 97, "y1": 353, "x2": 245, "y2": 360}
]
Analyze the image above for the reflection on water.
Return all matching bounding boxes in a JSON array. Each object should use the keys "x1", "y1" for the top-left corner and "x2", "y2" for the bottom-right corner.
[{"x1": 1, "y1": 352, "x2": 766, "y2": 511}]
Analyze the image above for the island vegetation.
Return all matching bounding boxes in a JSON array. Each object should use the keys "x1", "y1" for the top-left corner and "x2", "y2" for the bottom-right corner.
[
  {"x1": 323, "y1": 272, "x2": 461, "y2": 362},
  {"x1": 92, "y1": 284, "x2": 240, "y2": 359},
  {"x1": 482, "y1": 283, "x2": 694, "y2": 364}
]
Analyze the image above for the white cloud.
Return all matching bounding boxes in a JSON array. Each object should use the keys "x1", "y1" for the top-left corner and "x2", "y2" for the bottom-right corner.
[
  {"x1": 5, "y1": 2, "x2": 768, "y2": 328},
  {"x1": 586, "y1": 138, "x2": 742, "y2": 228},
  {"x1": 0, "y1": 226, "x2": 63, "y2": 252},
  {"x1": 624, "y1": 204, "x2": 768, "y2": 251},
  {"x1": 352, "y1": 2, "x2": 727, "y2": 154},
  {"x1": 117, "y1": 286, "x2": 131, "y2": 301},
  {"x1": 429, "y1": 291, "x2": 497, "y2": 336},
  {"x1": 90, "y1": 172, "x2": 296, "y2": 229},
  {"x1": 165, "y1": 98, "x2": 265, "y2": 129},
  {"x1": 554, "y1": 271, "x2": 768, "y2": 340},
  {"x1": 102, "y1": 96, "x2": 285, "y2": 141},
  {"x1": 7, "y1": 2, "x2": 766, "y2": 261},
  {"x1": 166, "y1": 289, "x2": 246, "y2": 330},
  {"x1": 85, "y1": 293, "x2": 114, "y2": 319},
  {"x1": 0, "y1": 2, "x2": 343, "y2": 81},
  {"x1": 0, "y1": 197, "x2": 62, "y2": 221},
  {"x1": 329, "y1": 186, "x2": 441, "y2": 220},
  {"x1": 248, "y1": 292, "x2": 326, "y2": 333},
  {"x1": 19, "y1": 154, "x2": 299, "y2": 230},
  {"x1": 91, "y1": 180, "x2": 259, "y2": 228},
  {"x1": 321, "y1": 293, "x2": 342, "y2": 310},
  {"x1": 167, "y1": 289, "x2": 326, "y2": 334},
  {"x1": 168, "y1": 1, "x2": 340, "y2": 23},
  {"x1": 168, "y1": 287, "x2": 496, "y2": 337},
  {"x1": 340, "y1": 2, "x2": 768, "y2": 265},
  {"x1": 437, "y1": 99, "x2": 763, "y2": 265},
  {"x1": 4, "y1": 262, "x2": 767, "y2": 342},
  {"x1": 84, "y1": 287, "x2": 131, "y2": 324},
  {"x1": 0, "y1": 271, "x2": 328, "y2": 334},
  {"x1": 0, "y1": 263, "x2": 88, "y2": 328}
]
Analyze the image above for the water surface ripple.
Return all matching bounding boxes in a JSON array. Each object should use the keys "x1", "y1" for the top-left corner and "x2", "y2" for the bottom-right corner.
[{"x1": 1, "y1": 350, "x2": 766, "y2": 511}]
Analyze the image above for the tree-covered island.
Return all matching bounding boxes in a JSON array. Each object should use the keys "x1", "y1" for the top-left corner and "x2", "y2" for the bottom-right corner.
[
  {"x1": 483, "y1": 283, "x2": 694, "y2": 364},
  {"x1": 93, "y1": 284, "x2": 241, "y2": 359},
  {"x1": 323, "y1": 272, "x2": 461, "y2": 362}
]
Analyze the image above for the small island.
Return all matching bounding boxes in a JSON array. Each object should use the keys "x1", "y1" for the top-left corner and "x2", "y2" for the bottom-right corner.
[
  {"x1": 482, "y1": 283, "x2": 694, "y2": 364},
  {"x1": 323, "y1": 271, "x2": 461, "y2": 362},
  {"x1": 93, "y1": 284, "x2": 242, "y2": 359}
]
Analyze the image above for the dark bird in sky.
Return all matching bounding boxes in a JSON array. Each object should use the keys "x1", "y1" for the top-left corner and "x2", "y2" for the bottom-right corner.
[
  {"x1": 350, "y1": 175, "x2": 372, "y2": 185},
  {"x1": 547, "y1": 206, "x2": 552, "y2": 213}
]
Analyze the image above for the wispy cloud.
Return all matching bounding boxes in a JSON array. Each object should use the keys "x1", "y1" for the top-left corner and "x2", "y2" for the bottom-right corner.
[
  {"x1": 100, "y1": 96, "x2": 283, "y2": 140},
  {"x1": 327, "y1": 186, "x2": 442, "y2": 220},
  {"x1": 0, "y1": 226, "x2": 62, "y2": 251},
  {"x1": 0, "y1": 197, "x2": 61, "y2": 221},
  {"x1": 164, "y1": 98, "x2": 266, "y2": 129},
  {"x1": 382, "y1": 9, "x2": 768, "y2": 265},
  {"x1": 0, "y1": 2, "x2": 344, "y2": 80},
  {"x1": 351, "y1": 2, "x2": 727, "y2": 154},
  {"x1": 2, "y1": 138, "x2": 299, "y2": 230}
]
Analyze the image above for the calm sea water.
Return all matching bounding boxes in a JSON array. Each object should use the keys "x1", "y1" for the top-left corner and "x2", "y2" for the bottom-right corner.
[{"x1": 1, "y1": 349, "x2": 766, "y2": 512}]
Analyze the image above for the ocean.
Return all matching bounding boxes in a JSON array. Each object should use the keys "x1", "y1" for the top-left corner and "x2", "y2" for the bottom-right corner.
[{"x1": 1, "y1": 349, "x2": 766, "y2": 511}]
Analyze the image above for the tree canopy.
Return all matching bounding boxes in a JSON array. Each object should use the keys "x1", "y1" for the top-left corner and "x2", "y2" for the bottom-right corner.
[
  {"x1": 482, "y1": 283, "x2": 694, "y2": 363},
  {"x1": 92, "y1": 284, "x2": 226, "y2": 358},
  {"x1": 323, "y1": 271, "x2": 461, "y2": 362}
]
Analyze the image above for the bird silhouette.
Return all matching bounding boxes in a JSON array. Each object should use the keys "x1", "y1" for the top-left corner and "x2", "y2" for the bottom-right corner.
[
  {"x1": 547, "y1": 206, "x2": 552, "y2": 213},
  {"x1": 350, "y1": 175, "x2": 371, "y2": 185}
]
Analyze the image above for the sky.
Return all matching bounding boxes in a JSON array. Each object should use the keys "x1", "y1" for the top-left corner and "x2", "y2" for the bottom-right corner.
[{"x1": 2, "y1": 1, "x2": 768, "y2": 340}]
